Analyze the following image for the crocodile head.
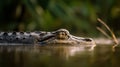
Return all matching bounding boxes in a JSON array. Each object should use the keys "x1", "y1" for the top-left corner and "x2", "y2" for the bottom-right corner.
[{"x1": 39, "y1": 29, "x2": 96, "y2": 47}]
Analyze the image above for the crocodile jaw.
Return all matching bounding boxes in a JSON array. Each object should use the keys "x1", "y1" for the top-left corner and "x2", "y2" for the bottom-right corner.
[{"x1": 42, "y1": 37, "x2": 96, "y2": 46}]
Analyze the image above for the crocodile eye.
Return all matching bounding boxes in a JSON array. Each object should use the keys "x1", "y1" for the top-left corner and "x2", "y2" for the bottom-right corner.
[
  {"x1": 64, "y1": 31, "x2": 68, "y2": 35},
  {"x1": 56, "y1": 31, "x2": 69, "y2": 40},
  {"x1": 62, "y1": 32, "x2": 67, "y2": 37}
]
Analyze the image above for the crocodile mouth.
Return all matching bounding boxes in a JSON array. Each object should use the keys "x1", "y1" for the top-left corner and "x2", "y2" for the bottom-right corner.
[{"x1": 44, "y1": 38, "x2": 96, "y2": 46}]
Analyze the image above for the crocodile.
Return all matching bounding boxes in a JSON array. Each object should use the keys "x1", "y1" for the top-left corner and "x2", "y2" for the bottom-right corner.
[{"x1": 0, "y1": 29, "x2": 96, "y2": 47}]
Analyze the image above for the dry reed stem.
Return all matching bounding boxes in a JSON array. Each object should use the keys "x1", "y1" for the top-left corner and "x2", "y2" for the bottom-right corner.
[
  {"x1": 96, "y1": 27, "x2": 111, "y2": 39},
  {"x1": 97, "y1": 18, "x2": 119, "y2": 45}
]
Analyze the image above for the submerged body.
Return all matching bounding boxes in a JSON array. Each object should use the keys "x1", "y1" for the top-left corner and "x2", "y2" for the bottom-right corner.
[{"x1": 0, "y1": 29, "x2": 96, "y2": 48}]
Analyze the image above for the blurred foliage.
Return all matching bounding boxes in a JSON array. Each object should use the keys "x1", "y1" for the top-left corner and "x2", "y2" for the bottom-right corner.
[{"x1": 0, "y1": 0, "x2": 120, "y2": 36}]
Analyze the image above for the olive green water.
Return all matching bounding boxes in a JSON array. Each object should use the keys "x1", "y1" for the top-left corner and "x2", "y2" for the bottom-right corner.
[{"x1": 0, "y1": 44, "x2": 120, "y2": 67}]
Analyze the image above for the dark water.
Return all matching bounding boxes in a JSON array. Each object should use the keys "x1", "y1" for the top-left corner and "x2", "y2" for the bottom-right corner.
[{"x1": 0, "y1": 44, "x2": 120, "y2": 67}]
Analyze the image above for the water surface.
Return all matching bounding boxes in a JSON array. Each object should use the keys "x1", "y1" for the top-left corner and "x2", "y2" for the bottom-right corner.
[{"x1": 0, "y1": 44, "x2": 120, "y2": 67}]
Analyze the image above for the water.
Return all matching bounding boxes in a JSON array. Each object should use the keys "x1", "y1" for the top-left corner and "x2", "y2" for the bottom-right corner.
[{"x1": 0, "y1": 44, "x2": 120, "y2": 67}]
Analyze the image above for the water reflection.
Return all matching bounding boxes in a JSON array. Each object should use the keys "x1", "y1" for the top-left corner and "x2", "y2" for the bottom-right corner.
[{"x1": 0, "y1": 44, "x2": 120, "y2": 67}]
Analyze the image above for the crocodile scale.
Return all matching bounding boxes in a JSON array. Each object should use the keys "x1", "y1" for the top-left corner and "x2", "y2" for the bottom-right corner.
[{"x1": 0, "y1": 29, "x2": 96, "y2": 46}]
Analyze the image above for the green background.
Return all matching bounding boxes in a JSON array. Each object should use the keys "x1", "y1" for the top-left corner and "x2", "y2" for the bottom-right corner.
[{"x1": 0, "y1": 0, "x2": 119, "y2": 37}]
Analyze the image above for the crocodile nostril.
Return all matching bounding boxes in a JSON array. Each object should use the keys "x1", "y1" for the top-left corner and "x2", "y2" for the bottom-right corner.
[{"x1": 83, "y1": 38, "x2": 92, "y2": 42}]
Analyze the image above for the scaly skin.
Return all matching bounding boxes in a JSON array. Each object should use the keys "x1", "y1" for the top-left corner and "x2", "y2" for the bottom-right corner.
[{"x1": 0, "y1": 29, "x2": 96, "y2": 47}]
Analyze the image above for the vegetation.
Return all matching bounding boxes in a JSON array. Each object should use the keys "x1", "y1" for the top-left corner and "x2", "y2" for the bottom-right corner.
[{"x1": 0, "y1": 0, "x2": 120, "y2": 37}]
